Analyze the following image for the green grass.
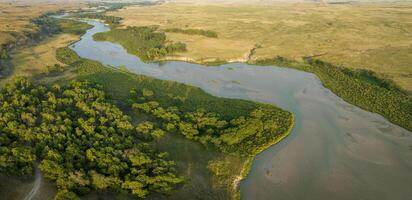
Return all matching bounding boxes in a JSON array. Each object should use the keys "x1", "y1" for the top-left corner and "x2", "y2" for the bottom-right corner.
[{"x1": 55, "y1": 47, "x2": 80, "y2": 65}]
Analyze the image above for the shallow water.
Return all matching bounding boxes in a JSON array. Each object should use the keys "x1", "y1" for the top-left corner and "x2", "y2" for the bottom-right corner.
[{"x1": 71, "y1": 20, "x2": 412, "y2": 200}]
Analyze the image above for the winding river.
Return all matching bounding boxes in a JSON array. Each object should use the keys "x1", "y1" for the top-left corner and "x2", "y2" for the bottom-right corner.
[{"x1": 70, "y1": 20, "x2": 412, "y2": 200}]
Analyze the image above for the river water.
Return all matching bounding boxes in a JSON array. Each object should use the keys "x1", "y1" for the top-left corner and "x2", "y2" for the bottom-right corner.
[{"x1": 70, "y1": 20, "x2": 412, "y2": 200}]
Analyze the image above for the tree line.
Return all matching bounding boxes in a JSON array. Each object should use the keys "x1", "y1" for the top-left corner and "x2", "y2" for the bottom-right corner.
[
  {"x1": 76, "y1": 13, "x2": 122, "y2": 26},
  {"x1": 164, "y1": 28, "x2": 218, "y2": 38}
]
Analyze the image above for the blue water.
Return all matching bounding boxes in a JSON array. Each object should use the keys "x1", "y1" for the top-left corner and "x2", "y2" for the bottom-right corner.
[{"x1": 71, "y1": 20, "x2": 412, "y2": 200}]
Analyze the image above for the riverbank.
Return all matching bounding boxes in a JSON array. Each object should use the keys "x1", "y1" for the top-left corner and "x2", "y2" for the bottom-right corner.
[
  {"x1": 93, "y1": 23, "x2": 412, "y2": 131},
  {"x1": 250, "y1": 57, "x2": 412, "y2": 131},
  {"x1": 233, "y1": 114, "x2": 295, "y2": 199},
  {"x1": 40, "y1": 37, "x2": 294, "y2": 199},
  {"x1": 70, "y1": 18, "x2": 412, "y2": 199},
  {"x1": 90, "y1": 7, "x2": 412, "y2": 132},
  {"x1": 107, "y1": 2, "x2": 412, "y2": 91}
]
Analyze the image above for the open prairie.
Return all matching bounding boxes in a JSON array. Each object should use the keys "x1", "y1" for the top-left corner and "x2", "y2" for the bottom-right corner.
[
  {"x1": 108, "y1": 2, "x2": 412, "y2": 91},
  {"x1": 7, "y1": 34, "x2": 78, "y2": 79},
  {"x1": 0, "y1": 1, "x2": 83, "y2": 46}
]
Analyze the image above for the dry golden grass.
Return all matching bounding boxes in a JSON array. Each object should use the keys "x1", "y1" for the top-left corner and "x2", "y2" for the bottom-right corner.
[
  {"x1": 109, "y1": 2, "x2": 412, "y2": 91},
  {"x1": 0, "y1": 2, "x2": 83, "y2": 45},
  {"x1": 1, "y1": 34, "x2": 78, "y2": 84}
]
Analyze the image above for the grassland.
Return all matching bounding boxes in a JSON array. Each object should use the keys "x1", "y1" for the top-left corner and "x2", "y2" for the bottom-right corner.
[
  {"x1": 0, "y1": 16, "x2": 93, "y2": 85},
  {"x1": 0, "y1": 1, "x2": 83, "y2": 46},
  {"x1": 108, "y1": 2, "x2": 412, "y2": 91},
  {"x1": 0, "y1": 34, "x2": 78, "y2": 84}
]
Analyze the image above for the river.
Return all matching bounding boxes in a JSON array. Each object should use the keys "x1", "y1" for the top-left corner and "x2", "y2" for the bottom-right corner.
[{"x1": 70, "y1": 20, "x2": 412, "y2": 200}]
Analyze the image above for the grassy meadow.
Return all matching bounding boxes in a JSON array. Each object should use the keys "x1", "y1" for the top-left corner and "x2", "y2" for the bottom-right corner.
[
  {"x1": 0, "y1": 1, "x2": 83, "y2": 46},
  {"x1": 0, "y1": 34, "x2": 77, "y2": 84},
  {"x1": 108, "y1": 2, "x2": 412, "y2": 91}
]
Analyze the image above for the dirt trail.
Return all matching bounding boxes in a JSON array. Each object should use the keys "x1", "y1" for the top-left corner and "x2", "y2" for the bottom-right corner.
[{"x1": 23, "y1": 167, "x2": 41, "y2": 200}]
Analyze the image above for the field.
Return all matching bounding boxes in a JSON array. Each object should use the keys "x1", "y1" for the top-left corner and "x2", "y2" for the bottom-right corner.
[
  {"x1": 0, "y1": 34, "x2": 77, "y2": 83},
  {"x1": 0, "y1": 1, "x2": 83, "y2": 46},
  {"x1": 108, "y1": 2, "x2": 412, "y2": 91}
]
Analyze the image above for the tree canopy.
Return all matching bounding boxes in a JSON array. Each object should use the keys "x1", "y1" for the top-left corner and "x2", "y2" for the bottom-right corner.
[
  {"x1": 0, "y1": 78, "x2": 182, "y2": 199},
  {"x1": 129, "y1": 88, "x2": 293, "y2": 155}
]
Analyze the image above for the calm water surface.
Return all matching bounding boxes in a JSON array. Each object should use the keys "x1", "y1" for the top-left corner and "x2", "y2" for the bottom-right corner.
[{"x1": 71, "y1": 20, "x2": 412, "y2": 200}]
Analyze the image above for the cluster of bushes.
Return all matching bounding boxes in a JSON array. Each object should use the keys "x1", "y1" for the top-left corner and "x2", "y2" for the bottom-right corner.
[
  {"x1": 0, "y1": 46, "x2": 10, "y2": 60},
  {"x1": 88, "y1": 2, "x2": 159, "y2": 12},
  {"x1": 44, "y1": 64, "x2": 65, "y2": 75},
  {"x1": 164, "y1": 28, "x2": 218, "y2": 38},
  {"x1": 0, "y1": 78, "x2": 183, "y2": 199},
  {"x1": 93, "y1": 26, "x2": 187, "y2": 62},
  {"x1": 129, "y1": 88, "x2": 293, "y2": 155},
  {"x1": 32, "y1": 13, "x2": 62, "y2": 37},
  {"x1": 253, "y1": 57, "x2": 412, "y2": 131}
]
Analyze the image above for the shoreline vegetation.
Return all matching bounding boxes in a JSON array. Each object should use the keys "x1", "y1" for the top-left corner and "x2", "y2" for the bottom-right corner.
[
  {"x1": 93, "y1": 21, "x2": 411, "y2": 131},
  {"x1": 93, "y1": 26, "x2": 187, "y2": 62},
  {"x1": 50, "y1": 46, "x2": 295, "y2": 199},
  {"x1": 232, "y1": 114, "x2": 295, "y2": 199},
  {"x1": 1, "y1": 2, "x2": 411, "y2": 199},
  {"x1": 0, "y1": 11, "x2": 92, "y2": 86},
  {"x1": 1, "y1": 9, "x2": 295, "y2": 197},
  {"x1": 250, "y1": 57, "x2": 412, "y2": 131},
  {"x1": 107, "y1": 2, "x2": 412, "y2": 92}
]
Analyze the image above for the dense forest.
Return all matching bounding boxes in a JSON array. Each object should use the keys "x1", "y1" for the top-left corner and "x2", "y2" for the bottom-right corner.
[
  {"x1": 129, "y1": 88, "x2": 293, "y2": 155},
  {"x1": 0, "y1": 78, "x2": 183, "y2": 199},
  {"x1": 93, "y1": 26, "x2": 187, "y2": 62},
  {"x1": 164, "y1": 28, "x2": 218, "y2": 38},
  {"x1": 253, "y1": 57, "x2": 412, "y2": 131}
]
